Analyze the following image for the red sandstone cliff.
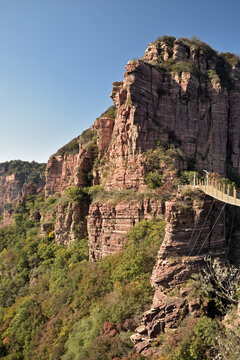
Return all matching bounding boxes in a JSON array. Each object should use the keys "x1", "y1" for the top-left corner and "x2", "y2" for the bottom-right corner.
[
  {"x1": 131, "y1": 190, "x2": 226, "y2": 355},
  {"x1": 1, "y1": 37, "x2": 240, "y2": 356},
  {"x1": 42, "y1": 36, "x2": 240, "y2": 253},
  {"x1": 0, "y1": 161, "x2": 45, "y2": 228},
  {"x1": 88, "y1": 199, "x2": 163, "y2": 260}
]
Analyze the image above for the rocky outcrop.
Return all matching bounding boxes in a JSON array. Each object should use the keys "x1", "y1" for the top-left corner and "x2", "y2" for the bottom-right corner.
[
  {"x1": 88, "y1": 199, "x2": 163, "y2": 261},
  {"x1": 42, "y1": 37, "x2": 240, "y2": 249},
  {"x1": 45, "y1": 145, "x2": 95, "y2": 197},
  {"x1": 54, "y1": 201, "x2": 89, "y2": 245},
  {"x1": 0, "y1": 174, "x2": 24, "y2": 214},
  {"x1": 0, "y1": 161, "x2": 45, "y2": 228},
  {"x1": 92, "y1": 37, "x2": 240, "y2": 193},
  {"x1": 92, "y1": 116, "x2": 114, "y2": 160},
  {"x1": 131, "y1": 190, "x2": 226, "y2": 355},
  {"x1": 0, "y1": 175, "x2": 44, "y2": 213},
  {"x1": 44, "y1": 142, "x2": 97, "y2": 244}
]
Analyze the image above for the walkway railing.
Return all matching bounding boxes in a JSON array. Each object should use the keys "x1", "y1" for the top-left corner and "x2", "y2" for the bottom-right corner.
[{"x1": 194, "y1": 178, "x2": 240, "y2": 207}]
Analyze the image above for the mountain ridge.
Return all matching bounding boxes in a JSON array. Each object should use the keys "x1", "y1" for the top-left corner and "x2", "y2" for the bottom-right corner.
[{"x1": 0, "y1": 36, "x2": 240, "y2": 359}]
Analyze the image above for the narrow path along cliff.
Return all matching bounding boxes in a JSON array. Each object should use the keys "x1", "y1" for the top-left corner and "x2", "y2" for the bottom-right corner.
[{"x1": 1, "y1": 36, "x2": 240, "y2": 359}]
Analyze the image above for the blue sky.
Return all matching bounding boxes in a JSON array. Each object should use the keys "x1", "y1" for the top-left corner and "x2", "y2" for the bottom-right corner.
[{"x1": 0, "y1": 0, "x2": 240, "y2": 163}]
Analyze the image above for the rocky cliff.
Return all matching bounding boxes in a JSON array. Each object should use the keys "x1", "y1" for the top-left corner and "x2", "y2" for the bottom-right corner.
[
  {"x1": 97, "y1": 36, "x2": 240, "y2": 192},
  {"x1": 40, "y1": 37, "x2": 240, "y2": 354},
  {"x1": 88, "y1": 198, "x2": 163, "y2": 260},
  {"x1": 41, "y1": 36, "x2": 240, "y2": 253},
  {"x1": 131, "y1": 190, "x2": 226, "y2": 355},
  {"x1": 1, "y1": 36, "x2": 240, "y2": 359},
  {"x1": 0, "y1": 160, "x2": 45, "y2": 228}
]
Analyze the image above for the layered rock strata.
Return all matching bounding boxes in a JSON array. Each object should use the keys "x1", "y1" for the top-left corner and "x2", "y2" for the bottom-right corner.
[
  {"x1": 0, "y1": 163, "x2": 45, "y2": 228},
  {"x1": 45, "y1": 145, "x2": 95, "y2": 197},
  {"x1": 131, "y1": 191, "x2": 226, "y2": 355},
  {"x1": 54, "y1": 201, "x2": 89, "y2": 245},
  {"x1": 97, "y1": 37, "x2": 240, "y2": 193},
  {"x1": 42, "y1": 37, "x2": 240, "y2": 249},
  {"x1": 44, "y1": 117, "x2": 114, "y2": 244},
  {"x1": 88, "y1": 199, "x2": 163, "y2": 261},
  {"x1": 0, "y1": 174, "x2": 44, "y2": 214}
]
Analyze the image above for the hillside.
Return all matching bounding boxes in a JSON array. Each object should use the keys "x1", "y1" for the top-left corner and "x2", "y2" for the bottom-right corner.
[
  {"x1": 0, "y1": 160, "x2": 46, "y2": 229},
  {"x1": 0, "y1": 36, "x2": 240, "y2": 359}
]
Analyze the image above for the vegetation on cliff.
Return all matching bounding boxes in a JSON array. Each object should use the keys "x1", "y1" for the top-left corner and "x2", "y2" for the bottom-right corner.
[
  {"x1": 149, "y1": 35, "x2": 240, "y2": 91},
  {"x1": 2, "y1": 35, "x2": 240, "y2": 360},
  {"x1": 0, "y1": 160, "x2": 46, "y2": 184},
  {"x1": 55, "y1": 128, "x2": 97, "y2": 157},
  {"x1": 0, "y1": 192, "x2": 165, "y2": 359}
]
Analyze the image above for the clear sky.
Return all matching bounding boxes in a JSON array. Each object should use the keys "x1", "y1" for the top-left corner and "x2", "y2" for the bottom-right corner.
[{"x1": 0, "y1": 0, "x2": 240, "y2": 163}]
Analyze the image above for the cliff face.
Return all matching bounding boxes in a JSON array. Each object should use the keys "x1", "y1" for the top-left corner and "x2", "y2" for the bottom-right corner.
[
  {"x1": 54, "y1": 200, "x2": 89, "y2": 245},
  {"x1": 88, "y1": 199, "x2": 163, "y2": 260},
  {"x1": 42, "y1": 36, "x2": 240, "y2": 253},
  {"x1": 0, "y1": 161, "x2": 45, "y2": 228},
  {"x1": 105, "y1": 39, "x2": 240, "y2": 185},
  {"x1": 44, "y1": 129, "x2": 99, "y2": 243},
  {"x1": 1, "y1": 37, "x2": 240, "y2": 358},
  {"x1": 45, "y1": 145, "x2": 94, "y2": 197},
  {"x1": 131, "y1": 192, "x2": 226, "y2": 355}
]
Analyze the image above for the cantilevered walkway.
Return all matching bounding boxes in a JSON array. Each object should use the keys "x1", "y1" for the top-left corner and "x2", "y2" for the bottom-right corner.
[{"x1": 194, "y1": 177, "x2": 240, "y2": 206}]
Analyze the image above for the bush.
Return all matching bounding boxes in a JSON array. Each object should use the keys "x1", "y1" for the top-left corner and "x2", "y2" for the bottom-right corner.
[
  {"x1": 144, "y1": 144, "x2": 185, "y2": 190},
  {"x1": 180, "y1": 171, "x2": 200, "y2": 185},
  {"x1": 64, "y1": 186, "x2": 90, "y2": 204},
  {"x1": 169, "y1": 61, "x2": 199, "y2": 77},
  {"x1": 226, "y1": 168, "x2": 240, "y2": 187},
  {"x1": 55, "y1": 129, "x2": 97, "y2": 157},
  {"x1": 219, "y1": 52, "x2": 240, "y2": 68},
  {"x1": 207, "y1": 69, "x2": 220, "y2": 84},
  {"x1": 153, "y1": 35, "x2": 176, "y2": 48},
  {"x1": 63, "y1": 219, "x2": 165, "y2": 359},
  {"x1": 100, "y1": 105, "x2": 116, "y2": 119},
  {"x1": 171, "y1": 317, "x2": 219, "y2": 360},
  {"x1": 145, "y1": 172, "x2": 163, "y2": 189}
]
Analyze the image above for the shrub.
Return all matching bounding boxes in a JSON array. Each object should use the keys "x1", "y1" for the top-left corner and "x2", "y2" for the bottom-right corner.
[
  {"x1": 64, "y1": 186, "x2": 90, "y2": 204},
  {"x1": 145, "y1": 172, "x2": 163, "y2": 188},
  {"x1": 87, "y1": 185, "x2": 104, "y2": 198},
  {"x1": 169, "y1": 61, "x2": 199, "y2": 77},
  {"x1": 55, "y1": 136, "x2": 80, "y2": 157},
  {"x1": 144, "y1": 144, "x2": 185, "y2": 190},
  {"x1": 100, "y1": 105, "x2": 116, "y2": 119},
  {"x1": 63, "y1": 219, "x2": 165, "y2": 359},
  {"x1": 153, "y1": 35, "x2": 176, "y2": 48},
  {"x1": 207, "y1": 69, "x2": 220, "y2": 84},
  {"x1": 219, "y1": 52, "x2": 240, "y2": 68},
  {"x1": 92, "y1": 189, "x2": 158, "y2": 205},
  {"x1": 180, "y1": 171, "x2": 198, "y2": 185},
  {"x1": 55, "y1": 129, "x2": 97, "y2": 157},
  {"x1": 226, "y1": 168, "x2": 240, "y2": 188},
  {"x1": 170, "y1": 317, "x2": 219, "y2": 360}
]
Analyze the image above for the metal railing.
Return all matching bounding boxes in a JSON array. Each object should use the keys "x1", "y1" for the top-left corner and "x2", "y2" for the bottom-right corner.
[{"x1": 194, "y1": 177, "x2": 240, "y2": 207}]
